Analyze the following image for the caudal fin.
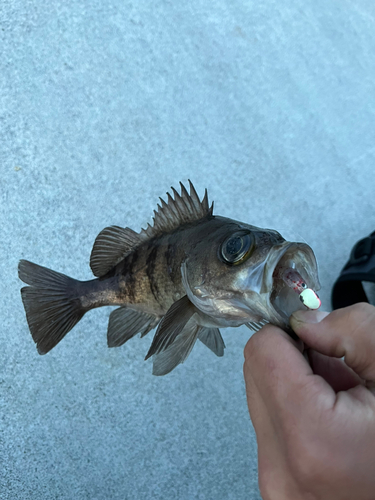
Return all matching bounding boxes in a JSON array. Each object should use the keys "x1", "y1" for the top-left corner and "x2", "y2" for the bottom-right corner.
[{"x1": 18, "y1": 260, "x2": 85, "y2": 354}]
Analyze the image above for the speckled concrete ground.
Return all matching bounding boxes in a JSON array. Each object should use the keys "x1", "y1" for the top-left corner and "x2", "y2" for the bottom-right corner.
[{"x1": 1, "y1": 1, "x2": 375, "y2": 498}]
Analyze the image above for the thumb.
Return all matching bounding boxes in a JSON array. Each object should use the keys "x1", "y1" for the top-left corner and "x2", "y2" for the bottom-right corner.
[{"x1": 290, "y1": 303, "x2": 375, "y2": 383}]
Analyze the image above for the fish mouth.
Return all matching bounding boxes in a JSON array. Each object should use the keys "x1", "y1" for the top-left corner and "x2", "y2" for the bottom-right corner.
[{"x1": 264, "y1": 243, "x2": 320, "y2": 325}]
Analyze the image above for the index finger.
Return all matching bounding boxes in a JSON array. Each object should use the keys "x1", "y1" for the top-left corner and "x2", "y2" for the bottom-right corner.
[{"x1": 290, "y1": 303, "x2": 375, "y2": 383}]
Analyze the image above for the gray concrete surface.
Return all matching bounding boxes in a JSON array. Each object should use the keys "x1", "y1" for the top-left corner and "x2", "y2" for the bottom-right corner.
[{"x1": 1, "y1": 1, "x2": 375, "y2": 498}]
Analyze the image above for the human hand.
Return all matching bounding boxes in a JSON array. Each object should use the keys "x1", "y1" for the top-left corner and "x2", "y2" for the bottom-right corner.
[{"x1": 243, "y1": 303, "x2": 375, "y2": 500}]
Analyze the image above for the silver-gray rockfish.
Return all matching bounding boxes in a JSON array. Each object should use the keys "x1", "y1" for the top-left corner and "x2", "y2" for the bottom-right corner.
[{"x1": 19, "y1": 181, "x2": 320, "y2": 375}]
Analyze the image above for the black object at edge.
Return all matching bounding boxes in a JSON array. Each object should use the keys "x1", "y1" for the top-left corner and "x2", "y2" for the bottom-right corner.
[{"x1": 331, "y1": 231, "x2": 375, "y2": 309}]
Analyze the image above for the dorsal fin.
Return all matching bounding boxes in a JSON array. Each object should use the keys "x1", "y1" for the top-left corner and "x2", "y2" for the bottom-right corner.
[
  {"x1": 90, "y1": 226, "x2": 143, "y2": 277},
  {"x1": 140, "y1": 180, "x2": 213, "y2": 239},
  {"x1": 90, "y1": 182, "x2": 212, "y2": 277}
]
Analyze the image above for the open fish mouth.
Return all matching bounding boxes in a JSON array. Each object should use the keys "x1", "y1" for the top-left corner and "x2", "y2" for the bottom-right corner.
[{"x1": 266, "y1": 243, "x2": 320, "y2": 324}]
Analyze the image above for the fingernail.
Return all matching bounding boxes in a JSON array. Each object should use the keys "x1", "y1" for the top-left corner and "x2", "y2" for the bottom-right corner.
[{"x1": 291, "y1": 310, "x2": 329, "y2": 324}]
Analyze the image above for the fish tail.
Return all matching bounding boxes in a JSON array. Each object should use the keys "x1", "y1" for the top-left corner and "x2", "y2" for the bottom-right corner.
[{"x1": 19, "y1": 260, "x2": 86, "y2": 354}]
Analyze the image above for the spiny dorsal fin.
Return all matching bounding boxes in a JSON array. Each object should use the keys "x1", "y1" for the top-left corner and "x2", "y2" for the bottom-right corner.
[
  {"x1": 90, "y1": 226, "x2": 143, "y2": 277},
  {"x1": 141, "y1": 180, "x2": 213, "y2": 239}
]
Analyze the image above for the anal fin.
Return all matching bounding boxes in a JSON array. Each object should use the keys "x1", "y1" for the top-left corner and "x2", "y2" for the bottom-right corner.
[
  {"x1": 198, "y1": 327, "x2": 225, "y2": 357},
  {"x1": 107, "y1": 307, "x2": 159, "y2": 347}
]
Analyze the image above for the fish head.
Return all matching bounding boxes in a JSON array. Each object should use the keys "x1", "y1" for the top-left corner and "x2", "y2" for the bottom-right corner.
[{"x1": 181, "y1": 216, "x2": 320, "y2": 330}]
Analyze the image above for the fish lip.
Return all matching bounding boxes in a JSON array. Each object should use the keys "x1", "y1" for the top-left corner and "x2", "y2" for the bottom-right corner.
[
  {"x1": 259, "y1": 241, "x2": 320, "y2": 326},
  {"x1": 263, "y1": 242, "x2": 320, "y2": 294}
]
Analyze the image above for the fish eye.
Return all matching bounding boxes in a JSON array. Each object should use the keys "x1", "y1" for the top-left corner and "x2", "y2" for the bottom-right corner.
[{"x1": 220, "y1": 232, "x2": 254, "y2": 265}]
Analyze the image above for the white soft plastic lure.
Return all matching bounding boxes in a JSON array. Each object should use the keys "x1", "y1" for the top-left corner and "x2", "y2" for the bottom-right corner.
[{"x1": 280, "y1": 268, "x2": 321, "y2": 310}]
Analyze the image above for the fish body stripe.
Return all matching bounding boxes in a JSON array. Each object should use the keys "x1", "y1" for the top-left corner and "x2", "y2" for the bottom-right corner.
[{"x1": 146, "y1": 244, "x2": 162, "y2": 305}]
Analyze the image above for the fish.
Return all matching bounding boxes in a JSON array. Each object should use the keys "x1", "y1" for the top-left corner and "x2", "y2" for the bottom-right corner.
[{"x1": 18, "y1": 181, "x2": 320, "y2": 375}]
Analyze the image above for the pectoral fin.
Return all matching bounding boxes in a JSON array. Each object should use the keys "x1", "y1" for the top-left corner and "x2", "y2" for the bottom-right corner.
[
  {"x1": 198, "y1": 327, "x2": 225, "y2": 357},
  {"x1": 144, "y1": 295, "x2": 196, "y2": 360},
  {"x1": 152, "y1": 320, "x2": 200, "y2": 376}
]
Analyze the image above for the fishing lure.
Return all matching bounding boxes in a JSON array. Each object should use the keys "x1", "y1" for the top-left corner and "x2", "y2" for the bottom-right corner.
[{"x1": 280, "y1": 268, "x2": 321, "y2": 309}]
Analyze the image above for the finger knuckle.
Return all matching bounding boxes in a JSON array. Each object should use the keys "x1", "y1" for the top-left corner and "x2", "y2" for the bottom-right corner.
[
  {"x1": 348, "y1": 303, "x2": 375, "y2": 341},
  {"x1": 331, "y1": 303, "x2": 375, "y2": 344},
  {"x1": 349, "y1": 302, "x2": 375, "y2": 323}
]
